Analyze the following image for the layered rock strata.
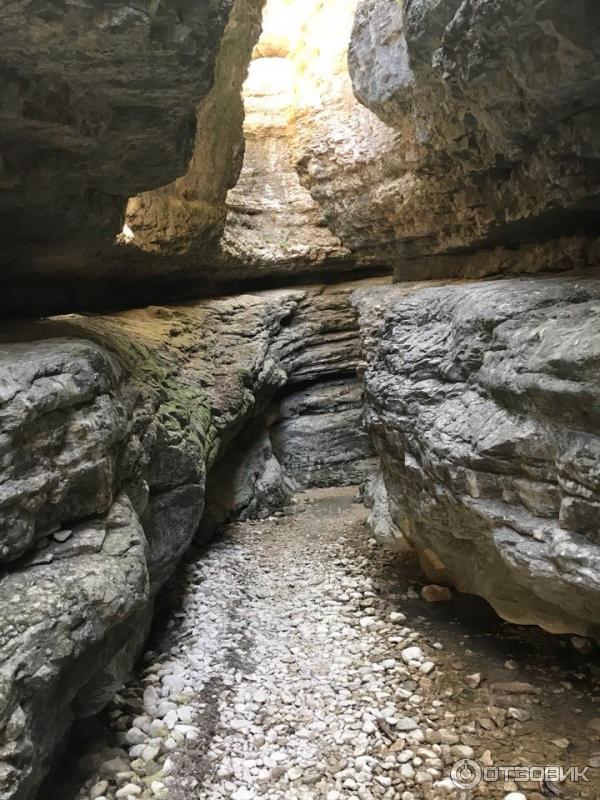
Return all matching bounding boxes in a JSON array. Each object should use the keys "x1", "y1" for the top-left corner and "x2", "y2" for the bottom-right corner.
[
  {"x1": 123, "y1": 0, "x2": 265, "y2": 258},
  {"x1": 0, "y1": 277, "x2": 380, "y2": 799},
  {"x1": 354, "y1": 273, "x2": 600, "y2": 638},
  {"x1": 343, "y1": 0, "x2": 600, "y2": 276},
  {"x1": 217, "y1": 0, "x2": 350, "y2": 276},
  {"x1": 0, "y1": 291, "x2": 296, "y2": 800},
  {"x1": 268, "y1": 280, "x2": 380, "y2": 490},
  {"x1": 6, "y1": 0, "x2": 600, "y2": 315},
  {"x1": 271, "y1": 379, "x2": 375, "y2": 489},
  {"x1": 239, "y1": 0, "x2": 600, "y2": 281}
]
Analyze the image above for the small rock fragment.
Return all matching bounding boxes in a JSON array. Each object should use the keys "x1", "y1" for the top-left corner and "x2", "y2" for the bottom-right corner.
[{"x1": 420, "y1": 585, "x2": 452, "y2": 603}]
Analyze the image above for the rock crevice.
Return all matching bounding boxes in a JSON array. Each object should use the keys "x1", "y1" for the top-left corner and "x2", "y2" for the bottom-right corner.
[
  {"x1": 1, "y1": 1, "x2": 600, "y2": 797},
  {"x1": 0, "y1": 278, "x2": 380, "y2": 799}
]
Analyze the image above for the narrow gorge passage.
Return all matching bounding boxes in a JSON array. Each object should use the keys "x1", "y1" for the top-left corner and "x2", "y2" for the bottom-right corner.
[
  {"x1": 2, "y1": 1, "x2": 600, "y2": 799},
  {"x1": 46, "y1": 489, "x2": 599, "y2": 800}
]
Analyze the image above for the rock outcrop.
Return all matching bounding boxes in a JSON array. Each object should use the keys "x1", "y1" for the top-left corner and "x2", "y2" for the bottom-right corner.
[
  {"x1": 244, "y1": 0, "x2": 600, "y2": 282},
  {"x1": 7, "y1": 0, "x2": 600, "y2": 315},
  {"x1": 123, "y1": 0, "x2": 264, "y2": 259},
  {"x1": 344, "y1": 0, "x2": 600, "y2": 277},
  {"x1": 0, "y1": 0, "x2": 266, "y2": 315},
  {"x1": 2, "y1": 2, "x2": 600, "y2": 793},
  {"x1": 0, "y1": 291, "x2": 296, "y2": 800},
  {"x1": 271, "y1": 379, "x2": 375, "y2": 489},
  {"x1": 355, "y1": 274, "x2": 600, "y2": 638},
  {"x1": 0, "y1": 277, "x2": 382, "y2": 799},
  {"x1": 217, "y1": 0, "x2": 350, "y2": 277},
  {"x1": 268, "y1": 280, "x2": 382, "y2": 489}
]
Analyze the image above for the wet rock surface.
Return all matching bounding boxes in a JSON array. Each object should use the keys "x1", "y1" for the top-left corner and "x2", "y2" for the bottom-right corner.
[
  {"x1": 355, "y1": 273, "x2": 600, "y2": 638},
  {"x1": 44, "y1": 489, "x2": 600, "y2": 800}
]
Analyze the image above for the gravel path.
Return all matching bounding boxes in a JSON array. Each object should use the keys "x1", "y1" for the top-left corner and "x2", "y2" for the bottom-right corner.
[{"x1": 49, "y1": 488, "x2": 599, "y2": 800}]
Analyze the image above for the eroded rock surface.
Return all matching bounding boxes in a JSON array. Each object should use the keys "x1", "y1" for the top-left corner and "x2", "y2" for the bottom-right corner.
[
  {"x1": 355, "y1": 274, "x2": 600, "y2": 638},
  {"x1": 5, "y1": 0, "x2": 600, "y2": 315},
  {"x1": 40, "y1": 489, "x2": 600, "y2": 800},
  {"x1": 0, "y1": 0, "x2": 266, "y2": 275},
  {"x1": 123, "y1": 0, "x2": 265, "y2": 259},
  {"x1": 271, "y1": 379, "x2": 375, "y2": 488},
  {"x1": 0, "y1": 291, "x2": 296, "y2": 800},
  {"x1": 346, "y1": 0, "x2": 600, "y2": 276},
  {"x1": 0, "y1": 277, "x2": 382, "y2": 799},
  {"x1": 217, "y1": 0, "x2": 350, "y2": 277}
]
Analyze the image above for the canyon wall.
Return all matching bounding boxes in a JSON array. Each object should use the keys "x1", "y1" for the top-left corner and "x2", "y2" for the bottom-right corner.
[
  {"x1": 122, "y1": 0, "x2": 264, "y2": 259},
  {"x1": 217, "y1": 0, "x2": 600, "y2": 281},
  {"x1": 1, "y1": 0, "x2": 600, "y2": 794},
  {"x1": 354, "y1": 274, "x2": 600, "y2": 639},
  {"x1": 6, "y1": 0, "x2": 600, "y2": 315},
  {"x1": 339, "y1": 0, "x2": 600, "y2": 639},
  {"x1": 0, "y1": 279, "x2": 377, "y2": 800},
  {"x1": 0, "y1": 0, "x2": 266, "y2": 314},
  {"x1": 216, "y1": 0, "x2": 351, "y2": 278},
  {"x1": 0, "y1": 292, "x2": 291, "y2": 800},
  {"x1": 344, "y1": 0, "x2": 600, "y2": 277}
]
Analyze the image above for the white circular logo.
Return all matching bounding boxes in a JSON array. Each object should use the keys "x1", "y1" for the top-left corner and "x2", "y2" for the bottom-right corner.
[{"x1": 451, "y1": 758, "x2": 482, "y2": 789}]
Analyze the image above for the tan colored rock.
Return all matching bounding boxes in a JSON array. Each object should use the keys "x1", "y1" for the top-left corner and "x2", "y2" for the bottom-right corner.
[
  {"x1": 420, "y1": 584, "x2": 452, "y2": 603},
  {"x1": 123, "y1": 0, "x2": 265, "y2": 257},
  {"x1": 217, "y1": 0, "x2": 352, "y2": 277}
]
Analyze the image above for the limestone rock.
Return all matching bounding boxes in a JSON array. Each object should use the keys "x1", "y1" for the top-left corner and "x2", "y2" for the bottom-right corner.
[
  {"x1": 0, "y1": 494, "x2": 149, "y2": 800},
  {"x1": 217, "y1": 0, "x2": 350, "y2": 276},
  {"x1": 0, "y1": 291, "x2": 292, "y2": 799},
  {"x1": 0, "y1": 339, "x2": 136, "y2": 565},
  {"x1": 0, "y1": 277, "x2": 384, "y2": 798},
  {"x1": 266, "y1": 279, "x2": 387, "y2": 489},
  {"x1": 356, "y1": 274, "x2": 600, "y2": 638},
  {"x1": 362, "y1": 471, "x2": 410, "y2": 552},
  {"x1": 199, "y1": 420, "x2": 296, "y2": 534},
  {"x1": 420, "y1": 585, "x2": 452, "y2": 603},
  {"x1": 123, "y1": 0, "x2": 265, "y2": 258},
  {"x1": 347, "y1": 0, "x2": 600, "y2": 276},
  {"x1": 271, "y1": 379, "x2": 376, "y2": 488},
  {"x1": 0, "y1": 0, "x2": 265, "y2": 312}
]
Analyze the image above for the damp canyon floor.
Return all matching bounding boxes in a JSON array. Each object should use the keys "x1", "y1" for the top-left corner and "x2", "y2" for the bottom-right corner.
[{"x1": 47, "y1": 488, "x2": 600, "y2": 800}]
